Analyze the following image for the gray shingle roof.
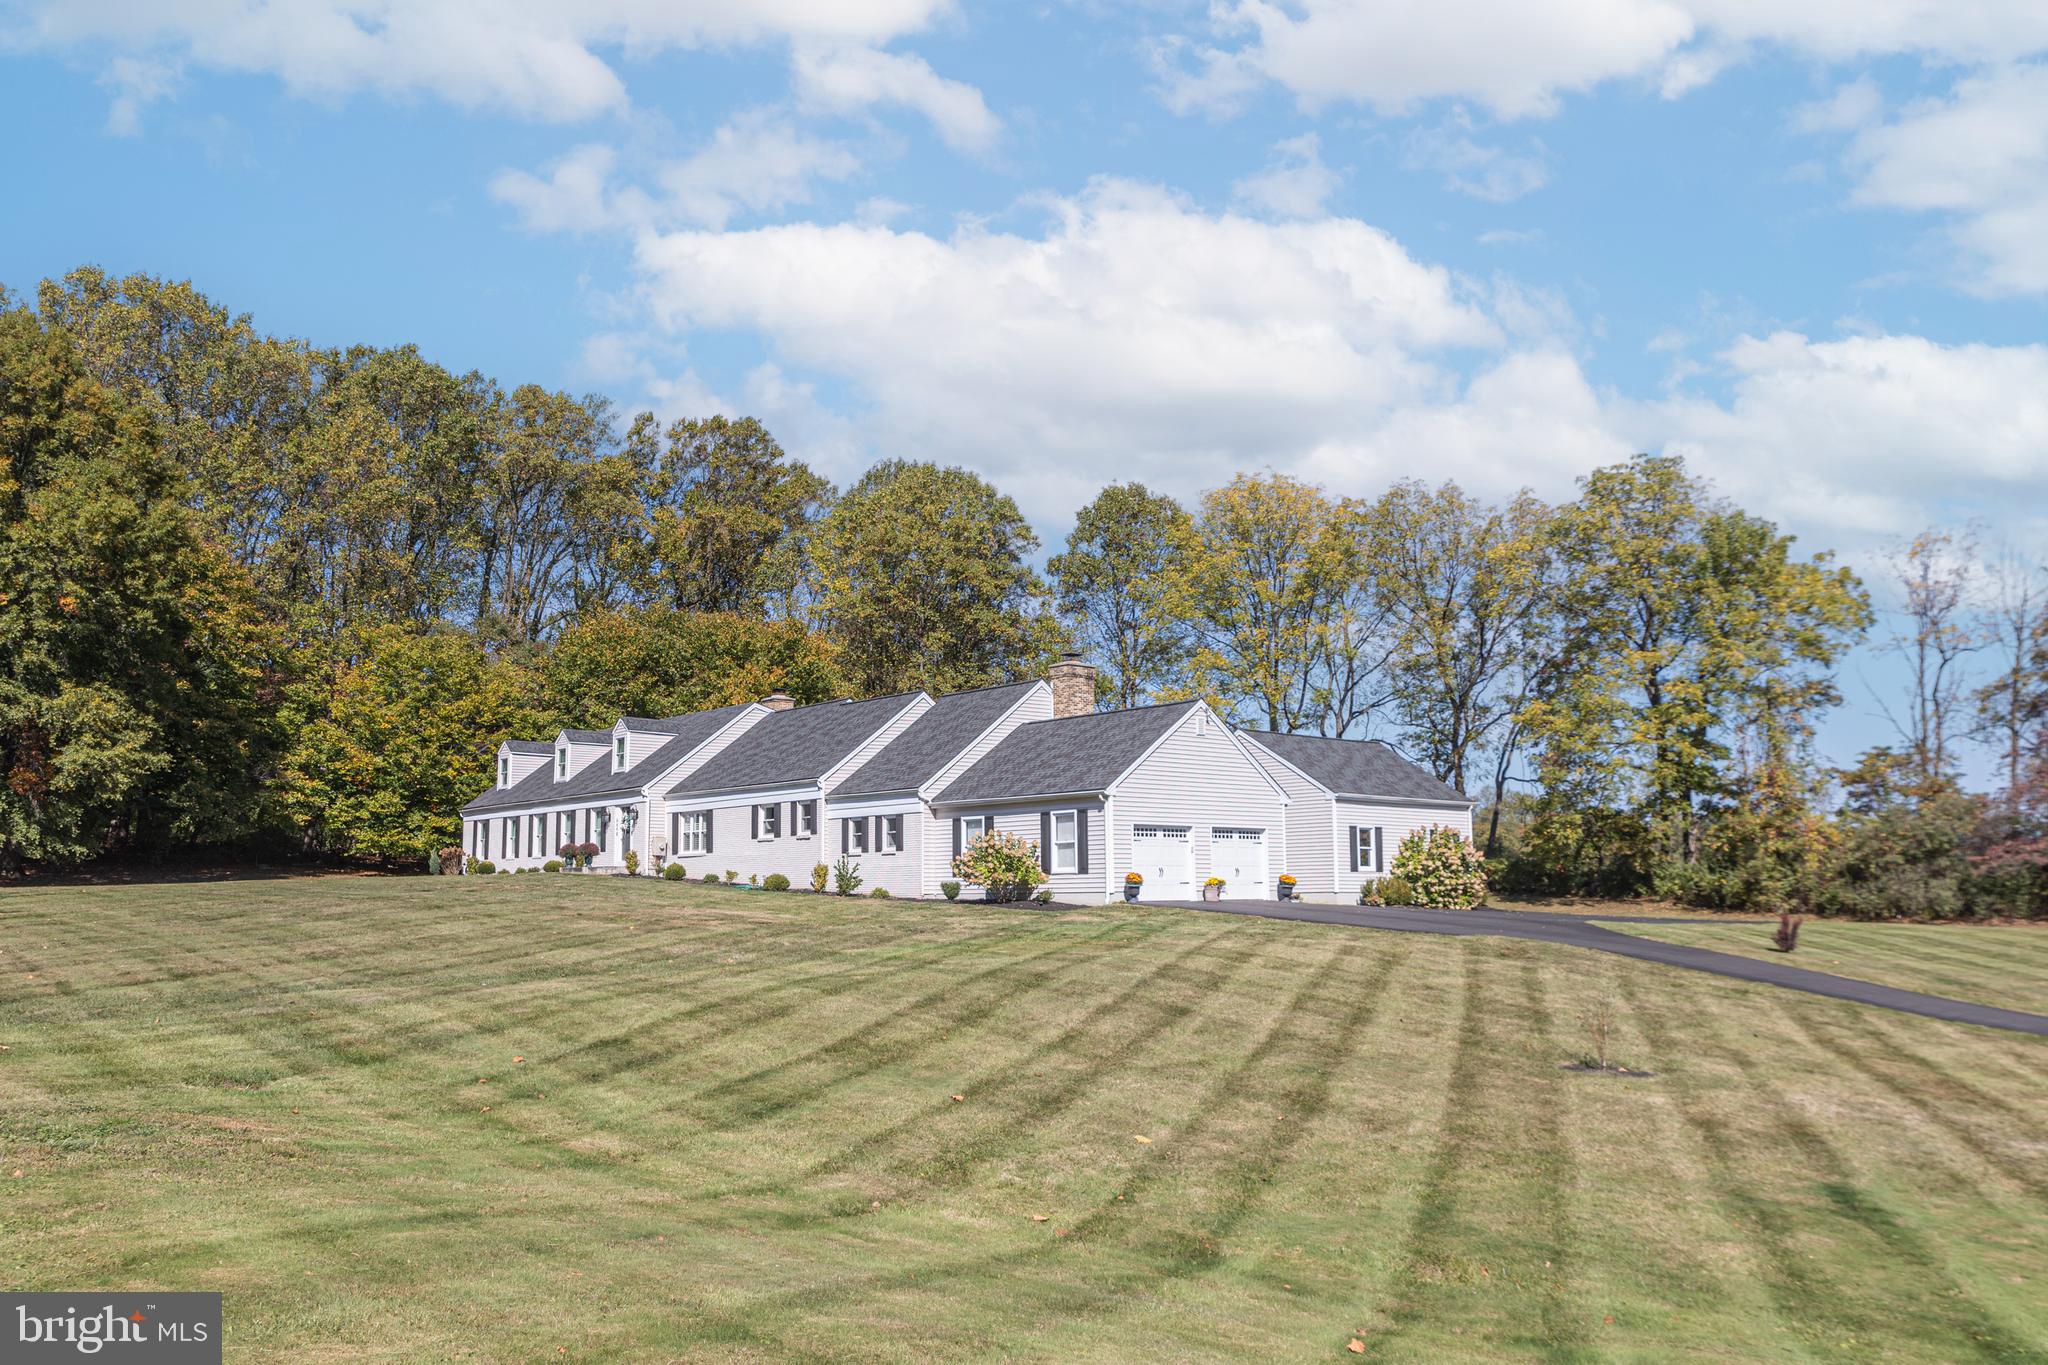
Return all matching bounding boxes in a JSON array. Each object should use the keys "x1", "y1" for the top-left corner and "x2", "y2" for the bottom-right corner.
[
  {"x1": 831, "y1": 681, "x2": 1043, "y2": 797},
  {"x1": 560, "y1": 728, "x2": 613, "y2": 743},
  {"x1": 669, "y1": 693, "x2": 924, "y2": 796},
  {"x1": 504, "y1": 740, "x2": 552, "y2": 755},
  {"x1": 1239, "y1": 730, "x2": 1470, "y2": 804},
  {"x1": 933, "y1": 702, "x2": 1197, "y2": 804},
  {"x1": 462, "y1": 703, "x2": 757, "y2": 814}
]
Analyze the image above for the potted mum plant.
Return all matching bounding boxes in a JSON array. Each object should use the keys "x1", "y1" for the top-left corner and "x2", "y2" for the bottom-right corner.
[
  {"x1": 1277, "y1": 873, "x2": 1298, "y2": 901},
  {"x1": 557, "y1": 841, "x2": 579, "y2": 870},
  {"x1": 575, "y1": 841, "x2": 599, "y2": 871},
  {"x1": 1201, "y1": 875, "x2": 1226, "y2": 902},
  {"x1": 1123, "y1": 871, "x2": 1142, "y2": 902}
]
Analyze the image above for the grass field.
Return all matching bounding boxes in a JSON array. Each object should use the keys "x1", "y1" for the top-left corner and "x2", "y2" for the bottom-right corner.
[
  {"x1": 3, "y1": 877, "x2": 2046, "y2": 1362},
  {"x1": 1608, "y1": 920, "x2": 2048, "y2": 1014}
]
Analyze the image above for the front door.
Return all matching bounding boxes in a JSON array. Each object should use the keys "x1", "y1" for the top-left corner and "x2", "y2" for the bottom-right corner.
[
  {"x1": 1210, "y1": 828, "x2": 1269, "y2": 898},
  {"x1": 1131, "y1": 825, "x2": 1193, "y2": 900}
]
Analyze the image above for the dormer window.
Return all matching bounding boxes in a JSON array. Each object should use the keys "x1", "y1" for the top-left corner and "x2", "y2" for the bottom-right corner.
[
  {"x1": 556, "y1": 748, "x2": 568, "y2": 780},
  {"x1": 614, "y1": 735, "x2": 627, "y2": 770},
  {"x1": 498, "y1": 755, "x2": 509, "y2": 788}
]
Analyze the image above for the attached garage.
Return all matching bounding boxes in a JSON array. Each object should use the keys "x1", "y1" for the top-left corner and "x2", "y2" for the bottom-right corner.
[
  {"x1": 1131, "y1": 824, "x2": 1193, "y2": 900},
  {"x1": 1209, "y1": 827, "x2": 1270, "y2": 898}
]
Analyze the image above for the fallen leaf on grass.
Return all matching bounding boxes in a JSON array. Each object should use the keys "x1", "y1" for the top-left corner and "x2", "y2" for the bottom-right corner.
[
  {"x1": 1347, "y1": 1340, "x2": 1365, "y2": 1354},
  {"x1": 1030, "y1": 1214, "x2": 1049, "y2": 1223},
  {"x1": 1132, "y1": 1135, "x2": 1153, "y2": 1144},
  {"x1": 514, "y1": 1056, "x2": 526, "y2": 1064},
  {"x1": 950, "y1": 1094, "x2": 964, "y2": 1102}
]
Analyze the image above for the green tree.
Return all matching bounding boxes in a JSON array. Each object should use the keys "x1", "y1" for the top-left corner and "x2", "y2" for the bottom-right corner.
[
  {"x1": 35, "y1": 266, "x2": 317, "y2": 576},
  {"x1": 541, "y1": 607, "x2": 841, "y2": 726},
  {"x1": 1525, "y1": 454, "x2": 1870, "y2": 868},
  {"x1": 0, "y1": 304, "x2": 284, "y2": 871},
  {"x1": 809, "y1": 460, "x2": 1061, "y2": 695},
  {"x1": 1176, "y1": 472, "x2": 1355, "y2": 731},
  {"x1": 279, "y1": 626, "x2": 543, "y2": 862},
  {"x1": 1049, "y1": 482, "x2": 1194, "y2": 709},
  {"x1": 647, "y1": 416, "x2": 832, "y2": 617},
  {"x1": 1367, "y1": 481, "x2": 1554, "y2": 794}
]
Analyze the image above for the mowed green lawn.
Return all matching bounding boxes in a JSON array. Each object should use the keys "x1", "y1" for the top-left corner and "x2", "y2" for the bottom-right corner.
[
  {"x1": 1608, "y1": 920, "x2": 2048, "y2": 1015},
  {"x1": 3, "y1": 878, "x2": 2046, "y2": 1363}
]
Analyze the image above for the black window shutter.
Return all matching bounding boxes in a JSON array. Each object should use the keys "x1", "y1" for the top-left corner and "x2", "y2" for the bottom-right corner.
[
  {"x1": 953, "y1": 818, "x2": 962, "y2": 858},
  {"x1": 788, "y1": 801, "x2": 798, "y2": 837},
  {"x1": 1040, "y1": 811, "x2": 1053, "y2": 872},
  {"x1": 1349, "y1": 826, "x2": 1360, "y2": 872},
  {"x1": 1077, "y1": 810, "x2": 1090, "y2": 873},
  {"x1": 842, "y1": 819, "x2": 850, "y2": 855},
  {"x1": 869, "y1": 815, "x2": 880, "y2": 852},
  {"x1": 1374, "y1": 827, "x2": 1384, "y2": 873},
  {"x1": 703, "y1": 810, "x2": 714, "y2": 854}
]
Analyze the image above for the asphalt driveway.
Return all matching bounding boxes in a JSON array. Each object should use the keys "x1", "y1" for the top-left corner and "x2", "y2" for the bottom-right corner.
[{"x1": 1160, "y1": 899, "x2": 2048, "y2": 1038}]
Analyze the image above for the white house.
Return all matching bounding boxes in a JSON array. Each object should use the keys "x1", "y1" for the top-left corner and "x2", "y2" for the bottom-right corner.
[{"x1": 459, "y1": 655, "x2": 1474, "y2": 903}]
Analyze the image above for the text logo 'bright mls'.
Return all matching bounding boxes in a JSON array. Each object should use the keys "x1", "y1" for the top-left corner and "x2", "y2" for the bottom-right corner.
[{"x1": 3, "y1": 1294, "x2": 220, "y2": 1362}]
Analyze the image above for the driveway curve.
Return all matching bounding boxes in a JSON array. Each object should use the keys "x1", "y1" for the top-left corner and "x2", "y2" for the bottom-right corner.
[{"x1": 1167, "y1": 900, "x2": 2048, "y2": 1038}]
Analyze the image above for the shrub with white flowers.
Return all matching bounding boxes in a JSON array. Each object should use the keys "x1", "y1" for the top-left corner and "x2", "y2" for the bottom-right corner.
[
  {"x1": 1390, "y1": 826, "x2": 1489, "y2": 909},
  {"x1": 952, "y1": 829, "x2": 1047, "y2": 903}
]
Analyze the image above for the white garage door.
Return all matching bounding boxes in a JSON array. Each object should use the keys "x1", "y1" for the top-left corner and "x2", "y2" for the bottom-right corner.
[
  {"x1": 1131, "y1": 825, "x2": 1193, "y2": 901},
  {"x1": 1210, "y1": 828, "x2": 1269, "y2": 899}
]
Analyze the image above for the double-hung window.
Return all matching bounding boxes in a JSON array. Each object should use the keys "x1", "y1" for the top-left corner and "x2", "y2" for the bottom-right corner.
[
  {"x1": 1355, "y1": 826, "x2": 1374, "y2": 870},
  {"x1": 1051, "y1": 811, "x2": 1079, "y2": 874},
  {"x1": 614, "y1": 735, "x2": 627, "y2": 770},
  {"x1": 880, "y1": 815, "x2": 902, "y2": 853},
  {"x1": 754, "y1": 803, "x2": 781, "y2": 840},
  {"x1": 556, "y1": 749, "x2": 568, "y2": 780},
  {"x1": 794, "y1": 801, "x2": 815, "y2": 838},
  {"x1": 960, "y1": 815, "x2": 986, "y2": 843},
  {"x1": 596, "y1": 807, "x2": 610, "y2": 852},
  {"x1": 499, "y1": 755, "x2": 509, "y2": 787},
  {"x1": 848, "y1": 819, "x2": 870, "y2": 855},
  {"x1": 675, "y1": 812, "x2": 708, "y2": 857}
]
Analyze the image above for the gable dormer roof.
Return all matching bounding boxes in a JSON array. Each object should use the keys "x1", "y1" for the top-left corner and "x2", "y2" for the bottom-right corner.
[{"x1": 933, "y1": 702, "x2": 1201, "y2": 804}]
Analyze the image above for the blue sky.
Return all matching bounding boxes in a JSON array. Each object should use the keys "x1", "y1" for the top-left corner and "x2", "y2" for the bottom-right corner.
[{"x1": 4, "y1": 1, "x2": 2045, "y2": 773}]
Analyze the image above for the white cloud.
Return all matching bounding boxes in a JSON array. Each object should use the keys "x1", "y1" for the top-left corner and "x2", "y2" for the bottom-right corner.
[
  {"x1": 1792, "y1": 74, "x2": 1882, "y2": 133},
  {"x1": 655, "y1": 111, "x2": 862, "y2": 229},
  {"x1": 492, "y1": 113, "x2": 859, "y2": 234},
  {"x1": 792, "y1": 46, "x2": 1000, "y2": 155},
  {"x1": 17, "y1": 0, "x2": 957, "y2": 125},
  {"x1": 1835, "y1": 63, "x2": 2048, "y2": 295},
  {"x1": 1625, "y1": 330, "x2": 2048, "y2": 539},
  {"x1": 626, "y1": 178, "x2": 1519, "y2": 519},
  {"x1": 1158, "y1": 0, "x2": 2048, "y2": 121},
  {"x1": 97, "y1": 54, "x2": 181, "y2": 136},
  {"x1": 1230, "y1": 133, "x2": 1341, "y2": 218},
  {"x1": 491, "y1": 144, "x2": 636, "y2": 234},
  {"x1": 1404, "y1": 118, "x2": 1550, "y2": 201}
]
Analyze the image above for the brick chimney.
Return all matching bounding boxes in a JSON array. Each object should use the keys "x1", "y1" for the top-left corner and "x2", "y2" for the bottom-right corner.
[
  {"x1": 759, "y1": 692, "x2": 796, "y2": 712},
  {"x1": 1048, "y1": 653, "x2": 1097, "y2": 719}
]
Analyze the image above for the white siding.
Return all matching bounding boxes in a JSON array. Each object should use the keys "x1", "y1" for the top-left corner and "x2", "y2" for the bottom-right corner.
[
  {"x1": 1242, "y1": 743, "x2": 1336, "y2": 895},
  {"x1": 823, "y1": 800, "x2": 925, "y2": 897},
  {"x1": 920, "y1": 685, "x2": 1054, "y2": 895},
  {"x1": 979, "y1": 801, "x2": 1108, "y2": 903},
  {"x1": 619, "y1": 724, "x2": 667, "y2": 768},
  {"x1": 503, "y1": 750, "x2": 548, "y2": 786},
  {"x1": 662, "y1": 793, "x2": 824, "y2": 887},
  {"x1": 560, "y1": 739, "x2": 608, "y2": 780},
  {"x1": 1111, "y1": 711, "x2": 1289, "y2": 898},
  {"x1": 1328, "y1": 799, "x2": 1476, "y2": 903}
]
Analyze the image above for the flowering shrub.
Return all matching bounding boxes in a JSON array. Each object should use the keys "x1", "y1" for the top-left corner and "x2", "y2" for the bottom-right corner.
[
  {"x1": 436, "y1": 846, "x2": 465, "y2": 876},
  {"x1": 1390, "y1": 827, "x2": 1488, "y2": 908},
  {"x1": 952, "y1": 830, "x2": 1047, "y2": 903},
  {"x1": 575, "y1": 841, "x2": 599, "y2": 864}
]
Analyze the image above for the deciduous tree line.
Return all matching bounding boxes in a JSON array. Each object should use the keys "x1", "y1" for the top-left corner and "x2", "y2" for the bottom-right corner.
[{"x1": 3, "y1": 269, "x2": 2043, "y2": 914}]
